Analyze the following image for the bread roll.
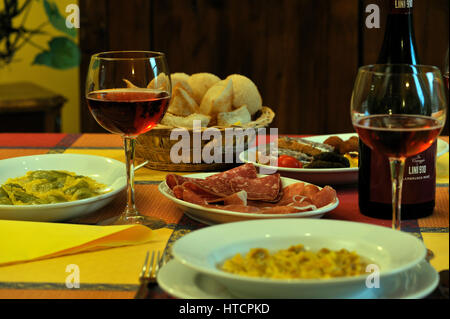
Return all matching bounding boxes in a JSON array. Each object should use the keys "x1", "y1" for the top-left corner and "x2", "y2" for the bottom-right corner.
[
  {"x1": 199, "y1": 79, "x2": 233, "y2": 117},
  {"x1": 147, "y1": 73, "x2": 170, "y2": 92},
  {"x1": 226, "y1": 74, "x2": 262, "y2": 115},
  {"x1": 167, "y1": 84, "x2": 199, "y2": 116},
  {"x1": 217, "y1": 105, "x2": 251, "y2": 126},
  {"x1": 170, "y1": 73, "x2": 192, "y2": 95},
  {"x1": 188, "y1": 73, "x2": 221, "y2": 104}
]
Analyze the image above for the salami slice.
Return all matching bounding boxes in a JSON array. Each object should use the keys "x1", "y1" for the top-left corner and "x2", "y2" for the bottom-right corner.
[
  {"x1": 205, "y1": 163, "x2": 258, "y2": 181},
  {"x1": 230, "y1": 174, "x2": 281, "y2": 201},
  {"x1": 195, "y1": 178, "x2": 234, "y2": 197},
  {"x1": 167, "y1": 164, "x2": 259, "y2": 198}
]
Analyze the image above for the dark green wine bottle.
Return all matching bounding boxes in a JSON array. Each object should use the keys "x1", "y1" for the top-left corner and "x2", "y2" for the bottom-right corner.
[{"x1": 358, "y1": 0, "x2": 437, "y2": 220}]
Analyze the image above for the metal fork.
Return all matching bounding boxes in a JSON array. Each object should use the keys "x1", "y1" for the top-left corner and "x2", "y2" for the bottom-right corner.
[{"x1": 135, "y1": 250, "x2": 165, "y2": 299}]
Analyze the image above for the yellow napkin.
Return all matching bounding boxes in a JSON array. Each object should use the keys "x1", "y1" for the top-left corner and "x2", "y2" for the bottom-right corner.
[
  {"x1": 437, "y1": 152, "x2": 449, "y2": 185},
  {"x1": 0, "y1": 220, "x2": 153, "y2": 266},
  {"x1": 422, "y1": 233, "x2": 449, "y2": 272}
]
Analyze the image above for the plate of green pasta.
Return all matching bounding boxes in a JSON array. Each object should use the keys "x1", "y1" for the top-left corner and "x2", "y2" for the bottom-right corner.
[{"x1": 0, "y1": 154, "x2": 126, "y2": 222}]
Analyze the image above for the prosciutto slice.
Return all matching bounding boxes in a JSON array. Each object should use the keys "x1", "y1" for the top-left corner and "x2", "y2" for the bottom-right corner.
[
  {"x1": 173, "y1": 185, "x2": 208, "y2": 205},
  {"x1": 311, "y1": 186, "x2": 337, "y2": 208}
]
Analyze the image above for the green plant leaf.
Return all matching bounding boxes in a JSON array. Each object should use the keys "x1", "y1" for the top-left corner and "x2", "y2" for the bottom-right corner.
[
  {"x1": 43, "y1": 0, "x2": 77, "y2": 38},
  {"x1": 33, "y1": 37, "x2": 81, "y2": 69}
]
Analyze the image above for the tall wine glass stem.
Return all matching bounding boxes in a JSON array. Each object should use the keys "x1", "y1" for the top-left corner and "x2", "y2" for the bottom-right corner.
[
  {"x1": 124, "y1": 137, "x2": 138, "y2": 217},
  {"x1": 389, "y1": 158, "x2": 406, "y2": 231}
]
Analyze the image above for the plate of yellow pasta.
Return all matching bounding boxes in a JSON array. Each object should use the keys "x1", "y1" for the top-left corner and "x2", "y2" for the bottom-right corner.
[
  {"x1": 170, "y1": 219, "x2": 430, "y2": 298},
  {"x1": 0, "y1": 154, "x2": 126, "y2": 222}
]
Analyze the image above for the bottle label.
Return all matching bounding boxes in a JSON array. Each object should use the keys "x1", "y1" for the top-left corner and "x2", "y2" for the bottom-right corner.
[
  {"x1": 394, "y1": 0, "x2": 413, "y2": 9},
  {"x1": 369, "y1": 141, "x2": 436, "y2": 204}
]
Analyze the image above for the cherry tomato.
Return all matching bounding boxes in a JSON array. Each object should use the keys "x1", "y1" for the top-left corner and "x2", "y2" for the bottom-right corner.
[{"x1": 278, "y1": 155, "x2": 302, "y2": 168}]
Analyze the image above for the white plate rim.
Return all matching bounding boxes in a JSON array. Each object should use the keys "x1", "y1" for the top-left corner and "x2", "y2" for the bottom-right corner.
[
  {"x1": 157, "y1": 258, "x2": 439, "y2": 299},
  {"x1": 158, "y1": 172, "x2": 339, "y2": 219},
  {"x1": 172, "y1": 218, "x2": 427, "y2": 286},
  {"x1": 0, "y1": 154, "x2": 126, "y2": 210}
]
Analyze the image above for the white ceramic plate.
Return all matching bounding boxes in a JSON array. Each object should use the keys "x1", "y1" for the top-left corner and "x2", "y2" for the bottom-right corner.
[
  {"x1": 240, "y1": 133, "x2": 449, "y2": 185},
  {"x1": 158, "y1": 173, "x2": 339, "y2": 225},
  {"x1": 157, "y1": 259, "x2": 438, "y2": 299},
  {"x1": 0, "y1": 154, "x2": 126, "y2": 222},
  {"x1": 171, "y1": 219, "x2": 427, "y2": 299}
]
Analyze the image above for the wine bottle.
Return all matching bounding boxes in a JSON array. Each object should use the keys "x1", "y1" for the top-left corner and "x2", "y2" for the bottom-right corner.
[{"x1": 358, "y1": 0, "x2": 437, "y2": 220}]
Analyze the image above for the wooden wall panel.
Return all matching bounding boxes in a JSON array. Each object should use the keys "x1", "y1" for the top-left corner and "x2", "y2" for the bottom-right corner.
[
  {"x1": 107, "y1": 0, "x2": 152, "y2": 51},
  {"x1": 147, "y1": 0, "x2": 360, "y2": 134},
  {"x1": 79, "y1": 0, "x2": 110, "y2": 133},
  {"x1": 324, "y1": 0, "x2": 359, "y2": 134}
]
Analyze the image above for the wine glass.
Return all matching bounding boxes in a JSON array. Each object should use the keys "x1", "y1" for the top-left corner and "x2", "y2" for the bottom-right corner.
[
  {"x1": 351, "y1": 64, "x2": 447, "y2": 230},
  {"x1": 444, "y1": 48, "x2": 449, "y2": 89},
  {"x1": 86, "y1": 51, "x2": 171, "y2": 228},
  {"x1": 444, "y1": 48, "x2": 449, "y2": 132}
]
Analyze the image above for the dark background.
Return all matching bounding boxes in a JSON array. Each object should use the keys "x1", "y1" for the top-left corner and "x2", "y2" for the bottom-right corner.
[{"x1": 79, "y1": 0, "x2": 449, "y2": 134}]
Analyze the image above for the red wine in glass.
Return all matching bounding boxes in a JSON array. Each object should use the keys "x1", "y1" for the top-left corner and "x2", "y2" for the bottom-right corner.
[
  {"x1": 87, "y1": 88, "x2": 170, "y2": 137},
  {"x1": 354, "y1": 114, "x2": 443, "y2": 159}
]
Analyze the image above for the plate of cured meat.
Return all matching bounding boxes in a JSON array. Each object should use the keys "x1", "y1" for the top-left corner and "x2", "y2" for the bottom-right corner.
[{"x1": 158, "y1": 163, "x2": 339, "y2": 225}]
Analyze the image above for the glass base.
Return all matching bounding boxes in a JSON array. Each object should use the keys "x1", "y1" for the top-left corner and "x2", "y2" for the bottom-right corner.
[{"x1": 99, "y1": 214, "x2": 167, "y2": 229}]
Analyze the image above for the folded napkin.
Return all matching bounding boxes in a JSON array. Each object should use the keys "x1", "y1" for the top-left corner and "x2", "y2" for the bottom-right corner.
[
  {"x1": 437, "y1": 152, "x2": 449, "y2": 185},
  {"x1": 0, "y1": 220, "x2": 153, "y2": 266}
]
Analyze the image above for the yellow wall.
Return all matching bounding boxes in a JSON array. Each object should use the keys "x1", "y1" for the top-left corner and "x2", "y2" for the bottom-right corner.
[{"x1": 0, "y1": 0, "x2": 80, "y2": 133}]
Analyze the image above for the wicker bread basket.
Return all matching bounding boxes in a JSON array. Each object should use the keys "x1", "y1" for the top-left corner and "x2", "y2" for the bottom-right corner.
[{"x1": 135, "y1": 106, "x2": 275, "y2": 171}]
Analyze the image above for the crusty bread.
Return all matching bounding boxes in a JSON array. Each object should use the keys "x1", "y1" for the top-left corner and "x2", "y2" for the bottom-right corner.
[
  {"x1": 147, "y1": 73, "x2": 170, "y2": 91},
  {"x1": 187, "y1": 73, "x2": 221, "y2": 105},
  {"x1": 217, "y1": 105, "x2": 251, "y2": 126},
  {"x1": 167, "y1": 84, "x2": 199, "y2": 116},
  {"x1": 198, "y1": 79, "x2": 233, "y2": 117},
  {"x1": 123, "y1": 78, "x2": 138, "y2": 88},
  {"x1": 161, "y1": 112, "x2": 211, "y2": 128},
  {"x1": 170, "y1": 73, "x2": 192, "y2": 95},
  {"x1": 226, "y1": 74, "x2": 262, "y2": 115}
]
